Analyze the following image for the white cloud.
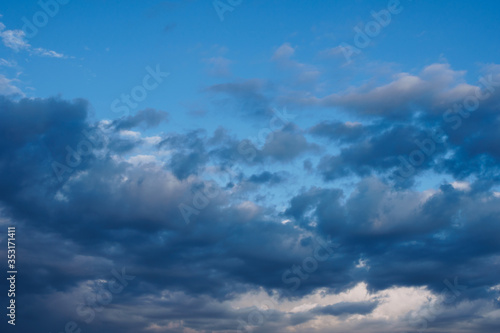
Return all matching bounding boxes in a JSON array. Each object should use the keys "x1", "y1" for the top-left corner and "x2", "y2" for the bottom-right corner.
[
  {"x1": 0, "y1": 74, "x2": 23, "y2": 96},
  {"x1": 0, "y1": 23, "x2": 30, "y2": 51},
  {"x1": 0, "y1": 20, "x2": 66, "y2": 58},
  {"x1": 119, "y1": 130, "x2": 141, "y2": 139},
  {"x1": 451, "y1": 181, "x2": 471, "y2": 192},
  {"x1": 225, "y1": 282, "x2": 439, "y2": 332},
  {"x1": 273, "y1": 42, "x2": 295, "y2": 60},
  {"x1": 143, "y1": 135, "x2": 162, "y2": 145},
  {"x1": 0, "y1": 58, "x2": 16, "y2": 67},
  {"x1": 32, "y1": 47, "x2": 65, "y2": 58},
  {"x1": 128, "y1": 155, "x2": 158, "y2": 166}
]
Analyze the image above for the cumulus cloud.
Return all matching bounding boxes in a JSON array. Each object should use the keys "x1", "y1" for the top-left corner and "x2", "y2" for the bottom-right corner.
[{"x1": 0, "y1": 92, "x2": 499, "y2": 333}]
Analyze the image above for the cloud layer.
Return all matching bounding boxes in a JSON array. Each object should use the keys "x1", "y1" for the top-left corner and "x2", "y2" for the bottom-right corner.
[{"x1": 1, "y1": 62, "x2": 500, "y2": 333}]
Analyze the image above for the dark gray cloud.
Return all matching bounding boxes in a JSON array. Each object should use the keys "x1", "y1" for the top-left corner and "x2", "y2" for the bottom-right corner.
[
  {"x1": 317, "y1": 125, "x2": 447, "y2": 182},
  {"x1": 284, "y1": 177, "x2": 500, "y2": 297},
  {"x1": 1, "y1": 92, "x2": 500, "y2": 333},
  {"x1": 248, "y1": 171, "x2": 284, "y2": 185},
  {"x1": 204, "y1": 79, "x2": 276, "y2": 117},
  {"x1": 313, "y1": 301, "x2": 379, "y2": 317},
  {"x1": 309, "y1": 121, "x2": 370, "y2": 143},
  {"x1": 112, "y1": 108, "x2": 169, "y2": 130},
  {"x1": 261, "y1": 123, "x2": 320, "y2": 162}
]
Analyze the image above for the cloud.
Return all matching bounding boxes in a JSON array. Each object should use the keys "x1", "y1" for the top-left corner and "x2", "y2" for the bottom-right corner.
[
  {"x1": 0, "y1": 22, "x2": 30, "y2": 51},
  {"x1": 316, "y1": 125, "x2": 447, "y2": 181},
  {"x1": 0, "y1": 74, "x2": 23, "y2": 96},
  {"x1": 204, "y1": 56, "x2": 232, "y2": 77},
  {"x1": 313, "y1": 301, "x2": 379, "y2": 316},
  {"x1": 0, "y1": 20, "x2": 66, "y2": 58},
  {"x1": 272, "y1": 42, "x2": 320, "y2": 85},
  {"x1": 247, "y1": 171, "x2": 284, "y2": 185},
  {"x1": 204, "y1": 79, "x2": 274, "y2": 117},
  {"x1": 261, "y1": 123, "x2": 320, "y2": 162},
  {"x1": 112, "y1": 108, "x2": 169, "y2": 130},
  {"x1": 204, "y1": 122, "x2": 317, "y2": 166},
  {"x1": 272, "y1": 42, "x2": 295, "y2": 61},
  {"x1": 288, "y1": 64, "x2": 500, "y2": 185},
  {"x1": 284, "y1": 177, "x2": 500, "y2": 296},
  {"x1": 283, "y1": 63, "x2": 497, "y2": 122},
  {"x1": 309, "y1": 121, "x2": 369, "y2": 143},
  {"x1": 0, "y1": 58, "x2": 16, "y2": 67},
  {"x1": 0, "y1": 95, "x2": 499, "y2": 333},
  {"x1": 32, "y1": 47, "x2": 65, "y2": 58},
  {"x1": 316, "y1": 63, "x2": 495, "y2": 120}
]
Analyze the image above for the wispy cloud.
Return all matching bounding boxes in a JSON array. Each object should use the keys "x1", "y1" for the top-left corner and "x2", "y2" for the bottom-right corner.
[
  {"x1": 0, "y1": 21, "x2": 66, "y2": 58},
  {"x1": 0, "y1": 74, "x2": 23, "y2": 96},
  {"x1": 0, "y1": 58, "x2": 16, "y2": 67}
]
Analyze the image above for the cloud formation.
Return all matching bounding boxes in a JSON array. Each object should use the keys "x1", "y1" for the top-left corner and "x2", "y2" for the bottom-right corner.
[
  {"x1": 0, "y1": 20, "x2": 65, "y2": 57},
  {"x1": 1, "y1": 63, "x2": 500, "y2": 333}
]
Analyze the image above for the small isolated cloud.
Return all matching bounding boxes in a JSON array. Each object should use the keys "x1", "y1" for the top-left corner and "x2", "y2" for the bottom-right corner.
[
  {"x1": 204, "y1": 78, "x2": 274, "y2": 117},
  {"x1": 204, "y1": 56, "x2": 232, "y2": 77},
  {"x1": 272, "y1": 42, "x2": 295, "y2": 61},
  {"x1": 32, "y1": 47, "x2": 65, "y2": 58}
]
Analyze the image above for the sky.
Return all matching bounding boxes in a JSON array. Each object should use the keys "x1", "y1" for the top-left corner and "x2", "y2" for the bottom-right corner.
[{"x1": 1, "y1": 0, "x2": 500, "y2": 332}]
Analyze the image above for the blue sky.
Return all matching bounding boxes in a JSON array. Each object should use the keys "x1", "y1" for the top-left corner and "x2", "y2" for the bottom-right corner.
[
  {"x1": 1, "y1": 1, "x2": 500, "y2": 332},
  {"x1": 2, "y1": 0, "x2": 499, "y2": 123}
]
